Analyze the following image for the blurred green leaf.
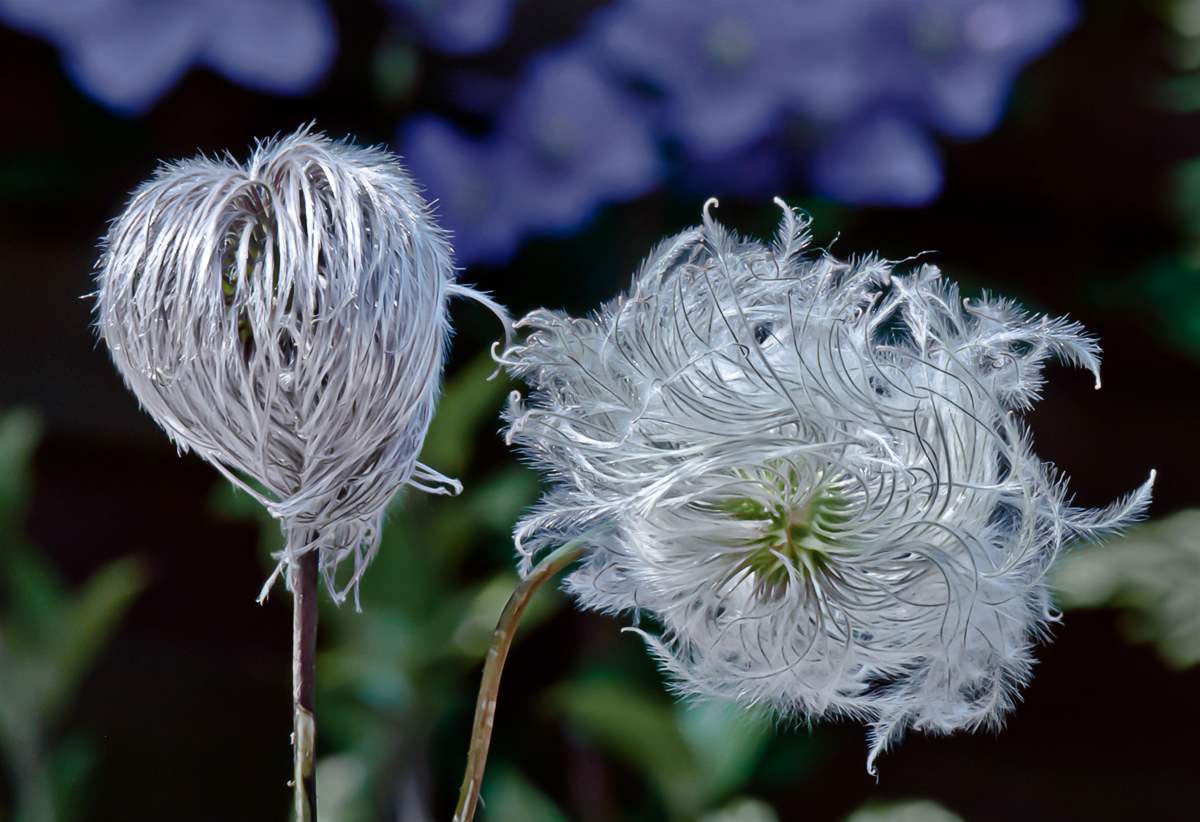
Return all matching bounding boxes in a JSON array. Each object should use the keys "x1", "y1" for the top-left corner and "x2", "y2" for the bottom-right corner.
[
  {"x1": 1159, "y1": 72, "x2": 1200, "y2": 110},
  {"x1": 1165, "y1": 0, "x2": 1200, "y2": 38},
  {"x1": 555, "y1": 676, "x2": 770, "y2": 820},
  {"x1": 0, "y1": 409, "x2": 41, "y2": 530},
  {"x1": 1054, "y1": 510, "x2": 1200, "y2": 668},
  {"x1": 483, "y1": 766, "x2": 570, "y2": 822},
  {"x1": 0, "y1": 409, "x2": 144, "y2": 822},
  {"x1": 453, "y1": 572, "x2": 523, "y2": 657},
  {"x1": 462, "y1": 465, "x2": 540, "y2": 535},
  {"x1": 1132, "y1": 258, "x2": 1200, "y2": 357},
  {"x1": 842, "y1": 799, "x2": 963, "y2": 822},
  {"x1": 0, "y1": 548, "x2": 145, "y2": 821},
  {"x1": 452, "y1": 567, "x2": 561, "y2": 657},
  {"x1": 420, "y1": 353, "x2": 515, "y2": 479},
  {"x1": 47, "y1": 735, "x2": 92, "y2": 822},
  {"x1": 315, "y1": 753, "x2": 373, "y2": 822},
  {"x1": 1176, "y1": 158, "x2": 1200, "y2": 230},
  {"x1": 676, "y1": 701, "x2": 772, "y2": 805},
  {"x1": 698, "y1": 797, "x2": 780, "y2": 822},
  {"x1": 1, "y1": 547, "x2": 66, "y2": 643},
  {"x1": 45, "y1": 556, "x2": 145, "y2": 720},
  {"x1": 556, "y1": 676, "x2": 697, "y2": 816}
]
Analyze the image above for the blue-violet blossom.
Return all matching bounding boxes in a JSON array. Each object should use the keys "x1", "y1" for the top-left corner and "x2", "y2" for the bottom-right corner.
[
  {"x1": 400, "y1": 48, "x2": 661, "y2": 265},
  {"x1": 386, "y1": 0, "x2": 519, "y2": 54},
  {"x1": 95, "y1": 128, "x2": 507, "y2": 604},
  {"x1": 589, "y1": 0, "x2": 1078, "y2": 205},
  {"x1": 0, "y1": 0, "x2": 336, "y2": 114},
  {"x1": 500, "y1": 200, "x2": 1154, "y2": 770}
]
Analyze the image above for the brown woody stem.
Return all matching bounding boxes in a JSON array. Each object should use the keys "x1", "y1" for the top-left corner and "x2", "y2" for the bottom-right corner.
[
  {"x1": 293, "y1": 550, "x2": 319, "y2": 821},
  {"x1": 452, "y1": 541, "x2": 586, "y2": 822}
]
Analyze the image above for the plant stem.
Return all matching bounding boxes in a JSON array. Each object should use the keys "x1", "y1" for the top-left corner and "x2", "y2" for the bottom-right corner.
[
  {"x1": 293, "y1": 550, "x2": 319, "y2": 821},
  {"x1": 453, "y1": 541, "x2": 587, "y2": 822}
]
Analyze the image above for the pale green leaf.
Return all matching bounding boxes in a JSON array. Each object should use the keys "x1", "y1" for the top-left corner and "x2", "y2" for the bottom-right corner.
[
  {"x1": 1054, "y1": 510, "x2": 1200, "y2": 668},
  {"x1": 554, "y1": 677, "x2": 698, "y2": 815},
  {"x1": 675, "y1": 700, "x2": 771, "y2": 804},
  {"x1": 0, "y1": 409, "x2": 41, "y2": 530},
  {"x1": 483, "y1": 766, "x2": 569, "y2": 822},
  {"x1": 699, "y1": 797, "x2": 780, "y2": 822},
  {"x1": 843, "y1": 799, "x2": 963, "y2": 822}
]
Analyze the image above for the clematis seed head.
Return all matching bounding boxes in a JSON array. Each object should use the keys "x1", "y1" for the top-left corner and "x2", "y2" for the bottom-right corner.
[
  {"x1": 95, "y1": 126, "x2": 507, "y2": 605},
  {"x1": 500, "y1": 198, "x2": 1153, "y2": 772}
]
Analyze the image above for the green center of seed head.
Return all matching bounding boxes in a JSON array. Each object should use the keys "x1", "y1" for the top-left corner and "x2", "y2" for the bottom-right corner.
[
  {"x1": 221, "y1": 188, "x2": 287, "y2": 362},
  {"x1": 718, "y1": 478, "x2": 853, "y2": 595}
]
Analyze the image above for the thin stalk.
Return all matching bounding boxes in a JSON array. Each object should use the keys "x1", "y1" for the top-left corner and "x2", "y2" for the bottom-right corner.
[
  {"x1": 293, "y1": 550, "x2": 319, "y2": 821},
  {"x1": 453, "y1": 541, "x2": 587, "y2": 822}
]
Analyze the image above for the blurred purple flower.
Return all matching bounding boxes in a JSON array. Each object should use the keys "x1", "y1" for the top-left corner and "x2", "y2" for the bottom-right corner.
[
  {"x1": 501, "y1": 50, "x2": 662, "y2": 231},
  {"x1": 590, "y1": 0, "x2": 819, "y2": 160},
  {"x1": 399, "y1": 115, "x2": 528, "y2": 266},
  {"x1": 0, "y1": 0, "x2": 336, "y2": 114},
  {"x1": 677, "y1": 137, "x2": 789, "y2": 200},
  {"x1": 386, "y1": 0, "x2": 518, "y2": 54},
  {"x1": 397, "y1": 0, "x2": 1080, "y2": 262},
  {"x1": 588, "y1": 0, "x2": 1077, "y2": 205},
  {"x1": 399, "y1": 49, "x2": 661, "y2": 265},
  {"x1": 812, "y1": 112, "x2": 943, "y2": 206},
  {"x1": 843, "y1": 0, "x2": 1080, "y2": 140}
]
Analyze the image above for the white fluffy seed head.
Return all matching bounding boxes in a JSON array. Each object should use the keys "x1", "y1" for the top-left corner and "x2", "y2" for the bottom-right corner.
[
  {"x1": 95, "y1": 126, "x2": 499, "y2": 605},
  {"x1": 500, "y1": 198, "x2": 1154, "y2": 772}
]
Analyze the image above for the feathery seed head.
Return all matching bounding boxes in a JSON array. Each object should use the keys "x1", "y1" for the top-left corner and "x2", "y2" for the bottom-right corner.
[
  {"x1": 500, "y1": 198, "x2": 1154, "y2": 772},
  {"x1": 95, "y1": 126, "x2": 504, "y2": 605}
]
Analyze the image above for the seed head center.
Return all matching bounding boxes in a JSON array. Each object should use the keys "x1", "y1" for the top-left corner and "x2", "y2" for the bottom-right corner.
[{"x1": 720, "y1": 486, "x2": 850, "y2": 596}]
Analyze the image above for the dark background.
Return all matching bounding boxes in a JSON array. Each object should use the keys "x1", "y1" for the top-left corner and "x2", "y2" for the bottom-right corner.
[{"x1": 1, "y1": 1, "x2": 1197, "y2": 820}]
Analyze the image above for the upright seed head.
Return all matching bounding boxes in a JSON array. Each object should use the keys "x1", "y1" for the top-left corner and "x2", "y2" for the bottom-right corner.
[{"x1": 500, "y1": 198, "x2": 1154, "y2": 772}]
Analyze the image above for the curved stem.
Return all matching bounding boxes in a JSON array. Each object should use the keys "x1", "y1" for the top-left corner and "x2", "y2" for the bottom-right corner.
[
  {"x1": 453, "y1": 541, "x2": 587, "y2": 822},
  {"x1": 293, "y1": 550, "x2": 319, "y2": 821}
]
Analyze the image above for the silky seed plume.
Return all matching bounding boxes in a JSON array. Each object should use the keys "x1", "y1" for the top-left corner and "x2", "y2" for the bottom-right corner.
[
  {"x1": 500, "y1": 198, "x2": 1153, "y2": 772},
  {"x1": 95, "y1": 126, "x2": 509, "y2": 606}
]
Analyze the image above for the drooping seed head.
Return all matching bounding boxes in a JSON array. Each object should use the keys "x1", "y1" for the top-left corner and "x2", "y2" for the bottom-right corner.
[{"x1": 95, "y1": 126, "x2": 505, "y2": 604}]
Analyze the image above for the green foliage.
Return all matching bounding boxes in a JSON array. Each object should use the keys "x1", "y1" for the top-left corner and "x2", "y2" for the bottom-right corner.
[
  {"x1": 697, "y1": 797, "x2": 781, "y2": 822},
  {"x1": 482, "y1": 766, "x2": 570, "y2": 822},
  {"x1": 0, "y1": 410, "x2": 145, "y2": 822},
  {"x1": 0, "y1": 410, "x2": 41, "y2": 547},
  {"x1": 1054, "y1": 509, "x2": 1200, "y2": 668},
  {"x1": 841, "y1": 799, "x2": 963, "y2": 822},
  {"x1": 1138, "y1": 6, "x2": 1200, "y2": 357},
  {"x1": 1133, "y1": 257, "x2": 1200, "y2": 357},
  {"x1": 553, "y1": 675, "x2": 774, "y2": 821},
  {"x1": 313, "y1": 754, "x2": 372, "y2": 822}
]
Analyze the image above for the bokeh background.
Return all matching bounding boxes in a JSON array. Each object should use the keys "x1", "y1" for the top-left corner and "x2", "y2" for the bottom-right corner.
[{"x1": 1, "y1": 1, "x2": 1198, "y2": 821}]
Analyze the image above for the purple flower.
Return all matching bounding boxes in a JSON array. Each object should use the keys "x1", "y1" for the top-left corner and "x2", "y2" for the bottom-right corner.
[
  {"x1": 838, "y1": 0, "x2": 1080, "y2": 140},
  {"x1": 385, "y1": 0, "x2": 518, "y2": 54},
  {"x1": 0, "y1": 0, "x2": 336, "y2": 114},
  {"x1": 399, "y1": 49, "x2": 661, "y2": 265},
  {"x1": 590, "y1": 0, "x2": 819, "y2": 159},
  {"x1": 588, "y1": 0, "x2": 1077, "y2": 206},
  {"x1": 499, "y1": 49, "x2": 662, "y2": 232},
  {"x1": 812, "y1": 111, "x2": 944, "y2": 207},
  {"x1": 804, "y1": 0, "x2": 1077, "y2": 204},
  {"x1": 399, "y1": 115, "x2": 529, "y2": 266},
  {"x1": 677, "y1": 138, "x2": 789, "y2": 200}
]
